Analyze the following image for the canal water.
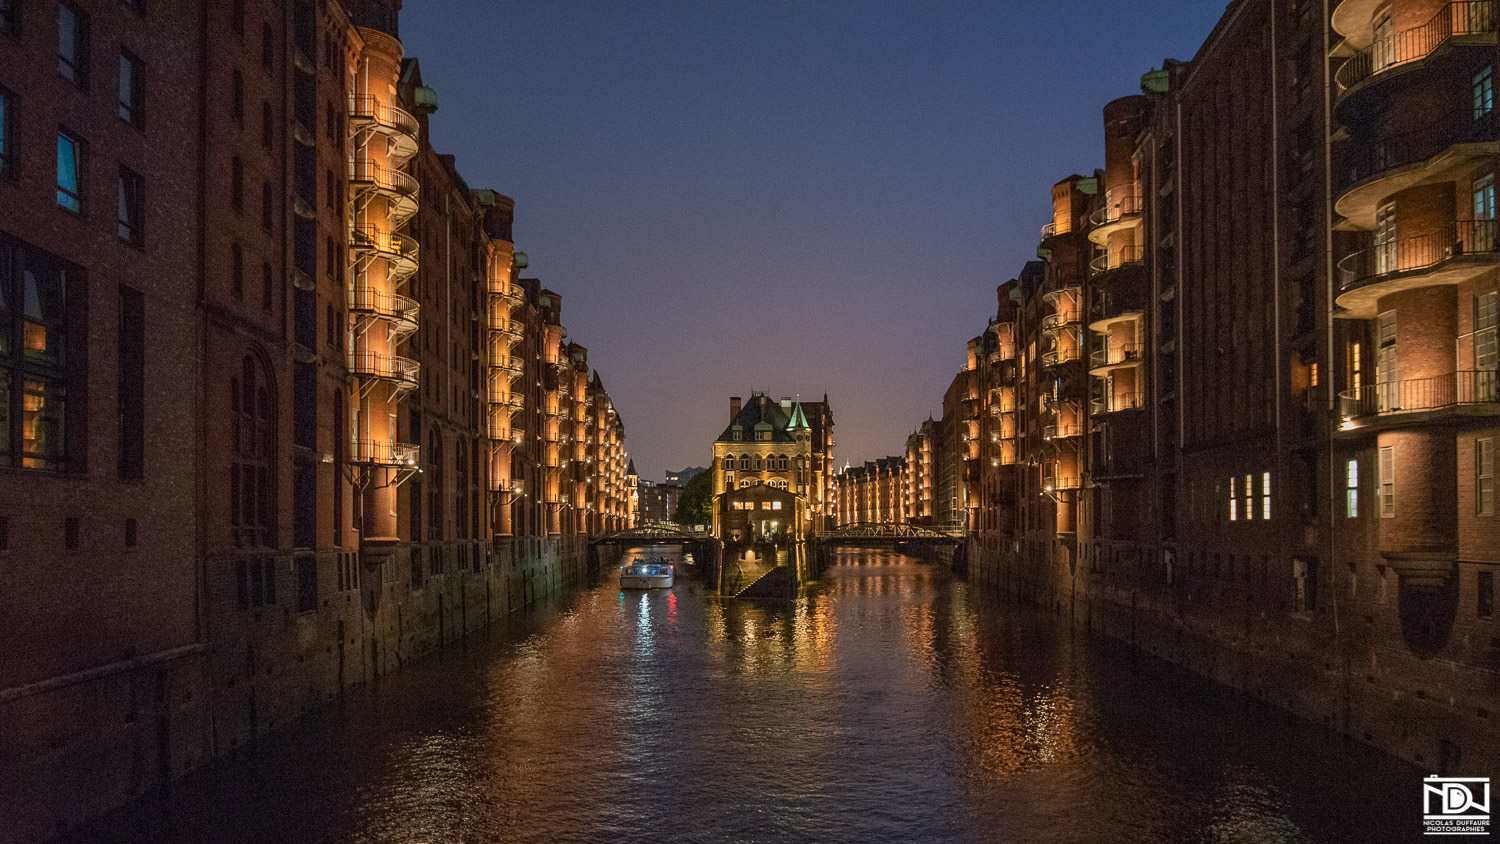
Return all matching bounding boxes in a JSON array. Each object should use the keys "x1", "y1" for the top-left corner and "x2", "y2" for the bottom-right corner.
[{"x1": 69, "y1": 550, "x2": 1425, "y2": 843}]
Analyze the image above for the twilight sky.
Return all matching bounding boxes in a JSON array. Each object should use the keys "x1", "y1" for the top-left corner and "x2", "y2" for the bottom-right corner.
[{"x1": 400, "y1": 1, "x2": 1228, "y2": 481}]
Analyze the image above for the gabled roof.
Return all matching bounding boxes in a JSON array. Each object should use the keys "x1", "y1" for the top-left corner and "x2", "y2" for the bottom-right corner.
[{"x1": 716, "y1": 394, "x2": 797, "y2": 443}]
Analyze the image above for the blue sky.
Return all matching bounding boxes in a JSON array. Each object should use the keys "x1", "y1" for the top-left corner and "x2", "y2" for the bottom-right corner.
[{"x1": 401, "y1": 1, "x2": 1230, "y2": 479}]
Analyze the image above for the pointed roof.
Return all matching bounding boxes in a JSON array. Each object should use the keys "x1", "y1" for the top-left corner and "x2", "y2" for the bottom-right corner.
[
  {"x1": 786, "y1": 401, "x2": 811, "y2": 431},
  {"x1": 715, "y1": 393, "x2": 797, "y2": 443},
  {"x1": 627, "y1": 459, "x2": 637, "y2": 476}
]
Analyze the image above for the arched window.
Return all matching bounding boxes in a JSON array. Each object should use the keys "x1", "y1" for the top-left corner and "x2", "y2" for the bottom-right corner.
[
  {"x1": 231, "y1": 354, "x2": 274, "y2": 546},
  {"x1": 750, "y1": 456, "x2": 762, "y2": 471},
  {"x1": 722, "y1": 455, "x2": 736, "y2": 471}
]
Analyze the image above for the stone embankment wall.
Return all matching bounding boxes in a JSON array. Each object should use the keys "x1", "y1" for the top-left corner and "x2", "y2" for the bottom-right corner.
[{"x1": 1, "y1": 538, "x2": 593, "y2": 843}]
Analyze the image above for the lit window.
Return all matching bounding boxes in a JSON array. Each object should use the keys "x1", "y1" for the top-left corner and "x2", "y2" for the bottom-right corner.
[
  {"x1": 1378, "y1": 446, "x2": 1395, "y2": 517},
  {"x1": 1243, "y1": 473, "x2": 1253, "y2": 521},
  {"x1": 1474, "y1": 175, "x2": 1496, "y2": 253},
  {"x1": 58, "y1": 4, "x2": 89, "y2": 88},
  {"x1": 1479, "y1": 438, "x2": 1495, "y2": 517},
  {"x1": 1, "y1": 242, "x2": 78, "y2": 470},
  {"x1": 118, "y1": 51, "x2": 144, "y2": 127},
  {"x1": 117, "y1": 166, "x2": 144, "y2": 245},
  {"x1": 1262, "y1": 471, "x2": 1272, "y2": 520},
  {"x1": 1229, "y1": 476, "x2": 1237, "y2": 521},
  {"x1": 1346, "y1": 458, "x2": 1359, "y2": 518},
  {"x1": 56, "y1": 131, "x2": 84, "y2": 213}
]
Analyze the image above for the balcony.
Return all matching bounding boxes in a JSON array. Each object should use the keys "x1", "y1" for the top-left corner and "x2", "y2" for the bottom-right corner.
[
  {"x1": 491, "y1": 356, "x2": 524, "y2": 376},
  {"x1": 1089, "y1": 245, "x2": 1145, "y2": 277},
  {"x1": 1336, "y1": 220, "x2": 1499, "y2": 316},
  {"x1": 489, "y1": 314, "x2": 526, "y2": 340},
  {"x1": 1041, "y1": 474, "x2": 1082, "y2": 493},
  {"x1": 348, "y1": 352, "x2": 420, "y2": 394},
  {"x1": 1336, "y1": 109, "x2": 1497, "y2": 227},
  {"x1": 349, "y1": 226, "x2": 420, "y2": 284},
  {"x1": 348, "y1": 287, "x2": 420, "y2": 337},
  {"x1": 349, "y1": 439, "x2": 419, "y2": 467},
  {"x1": 1087, "y1": 185, "x2": 1143, "y2": 245},
  {"x1": 348, "y1": 159, "x2": 419, "y2": 222},
  {"x1": 1334, "y1": 1, "x2": 1494, "y2": 98},
  {"x1": 347, "y1": 96, "x2": 419, "y2": 162},
  {"x1": 1041, "y1": 285, "x2": 1079, "y2": 311},
  {"x1": 1042, "y1": 424, "x2": 1082, "y2": 441},
  {"x1": 1091, "y1": 391, "x2": 1146, "y2": 415},
  {"x1": 1041, "y1": 312, "x2": 1079, "y2": 332},
  {"x1": 1338, "y1": 370, "x2": 1497, "y2": 425},
  {"x1": 1089, "y1": 343, "x2": 1144, "y2": 374}
]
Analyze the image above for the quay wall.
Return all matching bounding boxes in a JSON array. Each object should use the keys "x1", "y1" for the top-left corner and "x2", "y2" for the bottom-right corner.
[
  {"x1": 965, "y1": 542, "x2": 1498, "y2": 778},
  {"x1": 0, "y1": 538, "x2": 592, "y2": 843}
]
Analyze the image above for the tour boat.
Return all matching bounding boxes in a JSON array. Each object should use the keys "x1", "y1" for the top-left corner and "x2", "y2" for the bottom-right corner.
[{"x1": 620, "y1": 557, "x2": 675, "y2": 589}]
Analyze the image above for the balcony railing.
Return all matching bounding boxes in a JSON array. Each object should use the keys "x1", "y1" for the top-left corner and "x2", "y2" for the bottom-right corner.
[
  {"x1": 1340, "y1": 108, "x2": 1497, "y2": 195},
  {"x1": 348, "y1": 352, "x2": 420, "y2": 392},
  {"x1": 1089, "y1": 245, "x2": 1145, "y2": 276},
  {"x1": 1335, "y1": 0, "x2": 1494, "y2": 93},
  {"x1": 1339, "y1": 370, "x2": 1497, "y2": 417},
  {"x1": 1041, "y1": 475, "x2": 1082, "y2": 492},
  {"x1": 1338, "y1": 220, "x2": 1498, "y2": 290},
  {"x1": 348, "y1": 159, "x2": 419, "y2": 198},
  {"x1": 1039, "y1": 222, "x2": 1058, "y2": 242},
  {"x1": 1090, "y1": 391, "x2": 1146, "y2": 415},
  {"x1": 350, "y1": 439, "x2": 419, "y2": 466},
  {"x1": 1089, "y1": 343, "x2": 1143, "y2": 370},
  {"x1": 491, "y1": 356, "x2": 524, "y2": 375},
  {"x1": 1088, "y1": 185, "x2": 1142, "y2": 228},
  {"x1": 489, "y1": 315, "x2": 526, "y2": 338},
  {"x1": 348, "y1": 96, "x2": 420, "y2": 139},
  {"x1": 1041, "y1": 312, "x2": 1079, "y2": 332},
  {"x1": 348, "y1": 287, "x2": 420, "y2": 335},
  {"x1": 1042, "y1": 424, "x2": 1082, "y2": 440}
]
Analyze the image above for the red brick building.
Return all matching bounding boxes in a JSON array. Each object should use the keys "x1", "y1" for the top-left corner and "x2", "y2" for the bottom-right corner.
[{"x1": 0, "y1": 3, "x2": 635, "y2": 838}]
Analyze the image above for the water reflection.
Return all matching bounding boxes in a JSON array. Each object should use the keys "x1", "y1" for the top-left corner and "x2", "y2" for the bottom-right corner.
[{"x1": 68, "y1": 549, "x2": 1424, "y2": 844}]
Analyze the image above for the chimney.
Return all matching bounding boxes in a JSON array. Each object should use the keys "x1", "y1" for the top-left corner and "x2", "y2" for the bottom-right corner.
[
  {"x1": 729, "y1": 396, "x2": 741, "y2": 424},
  {"x1": 780, "y1": 396, "x2": 792, "y2": 413}
]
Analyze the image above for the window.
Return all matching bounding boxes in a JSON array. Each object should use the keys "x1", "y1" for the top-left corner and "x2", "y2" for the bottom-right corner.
[
  {"x1": 261, "y1": 261, "x2": 271, "y2": 311},
  {"x1": 261, "y1": 101, "x2": 273, "y2": 148},
  {"x1": 58, "y1": 4, "x2": 88, "y2": 88},
  {"x1": 230, "y1": 355, "x2": 274, "y2": 546},
  {"x1": 235, "y1": 557, "x2": 276, "y2": 609},
  {"x1": 296, "y1": 555, "x2": 317, "y2": 612},
  {"x1": 1479, "y1": 438, "x2": 1495, "y2": 517},
  {"x1": 261, "y1": 180, "x2": 272, "y2": 230},
  {"x1": 1475, "y1": 175, "x2": 1496, "y2": 253},
  {"x1": 124, "y1": 518, "x2": 138, "y2": 548},
  {"x1": 1476, "y1": 291, "x2": 1497, "y2": 374},
  {"x1": 261, "y1": 23, "x2": 273, "y2": 70},
  {"x1": 117, "y1": 166, "x2": 144, "y2": 245},
  {"x1": 0, "y1": 87, "x2": 14, "y2": 178},
  {"x1": 0, "y1": 239, "x2": 79, "y2": 471},
  {"x1": 1481, "y1": 571, "x2": 1494, "y2": 618},
  {"x1": 1379, "y1": 445, "x2": 1395, "y2": 517},
  {"x1": 1229, "y1": 476, "x2": 1237, "y2": 521},
  {"x1": 56, "y1": 131, "x2": 84, "y2": 212},
  {"x1": 232, "y1": 0, "x2": 243, "y2": 33},
  {"x1": 118, "y1": 285, "x2": 144, "y2": 479},
  {"x1": 64, "y1": 516, "x2": 79, "y2": 549},
  {"x1": 1262, "y1": 471, "x2": 1272, "y2": 520},
  {"x1": 1243, "y1": 473, "x2": 1254, "y2": 521},
  {"x1": 1346, "y1": 458, "x2": 1359, "y2": 518},
  {"x1": 1374, "y1": 204, "x2": 1396, "y2": 275},
  {"x1": 231, "y1": 69, "x2": 243, "y2": 122},
  {"x1": 230, "y1": 156, "x2": 243, "y2": 208},
  {"x1": 1476, "y1": 66, "x2": 1494, "y2": 120},
  {"x1": 1377, "y1": 310, "x2": 1398, "y2": 411},
  {"x1": 230, "y1": 242, "x2": 243, "y2": 297},
  {"x1": 1292, "y1": 558, "x2": 1316, "y2": 612},
  {"x1": 118, "y1": 51, "x2": 143, "y2": 127},
  {"x1": 1, "y1": 0, "x2": 19, "y2": 37}
]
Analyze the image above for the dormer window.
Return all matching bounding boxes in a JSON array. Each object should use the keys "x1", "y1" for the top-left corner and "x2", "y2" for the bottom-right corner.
[{"x1": 731, "y1": 426, "x2": 742, "y2": 441}]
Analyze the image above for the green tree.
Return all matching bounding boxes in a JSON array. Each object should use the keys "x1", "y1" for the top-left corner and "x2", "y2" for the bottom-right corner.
[{"x1": 673, "y1": 470, "x2": 713, "y2": 527}]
